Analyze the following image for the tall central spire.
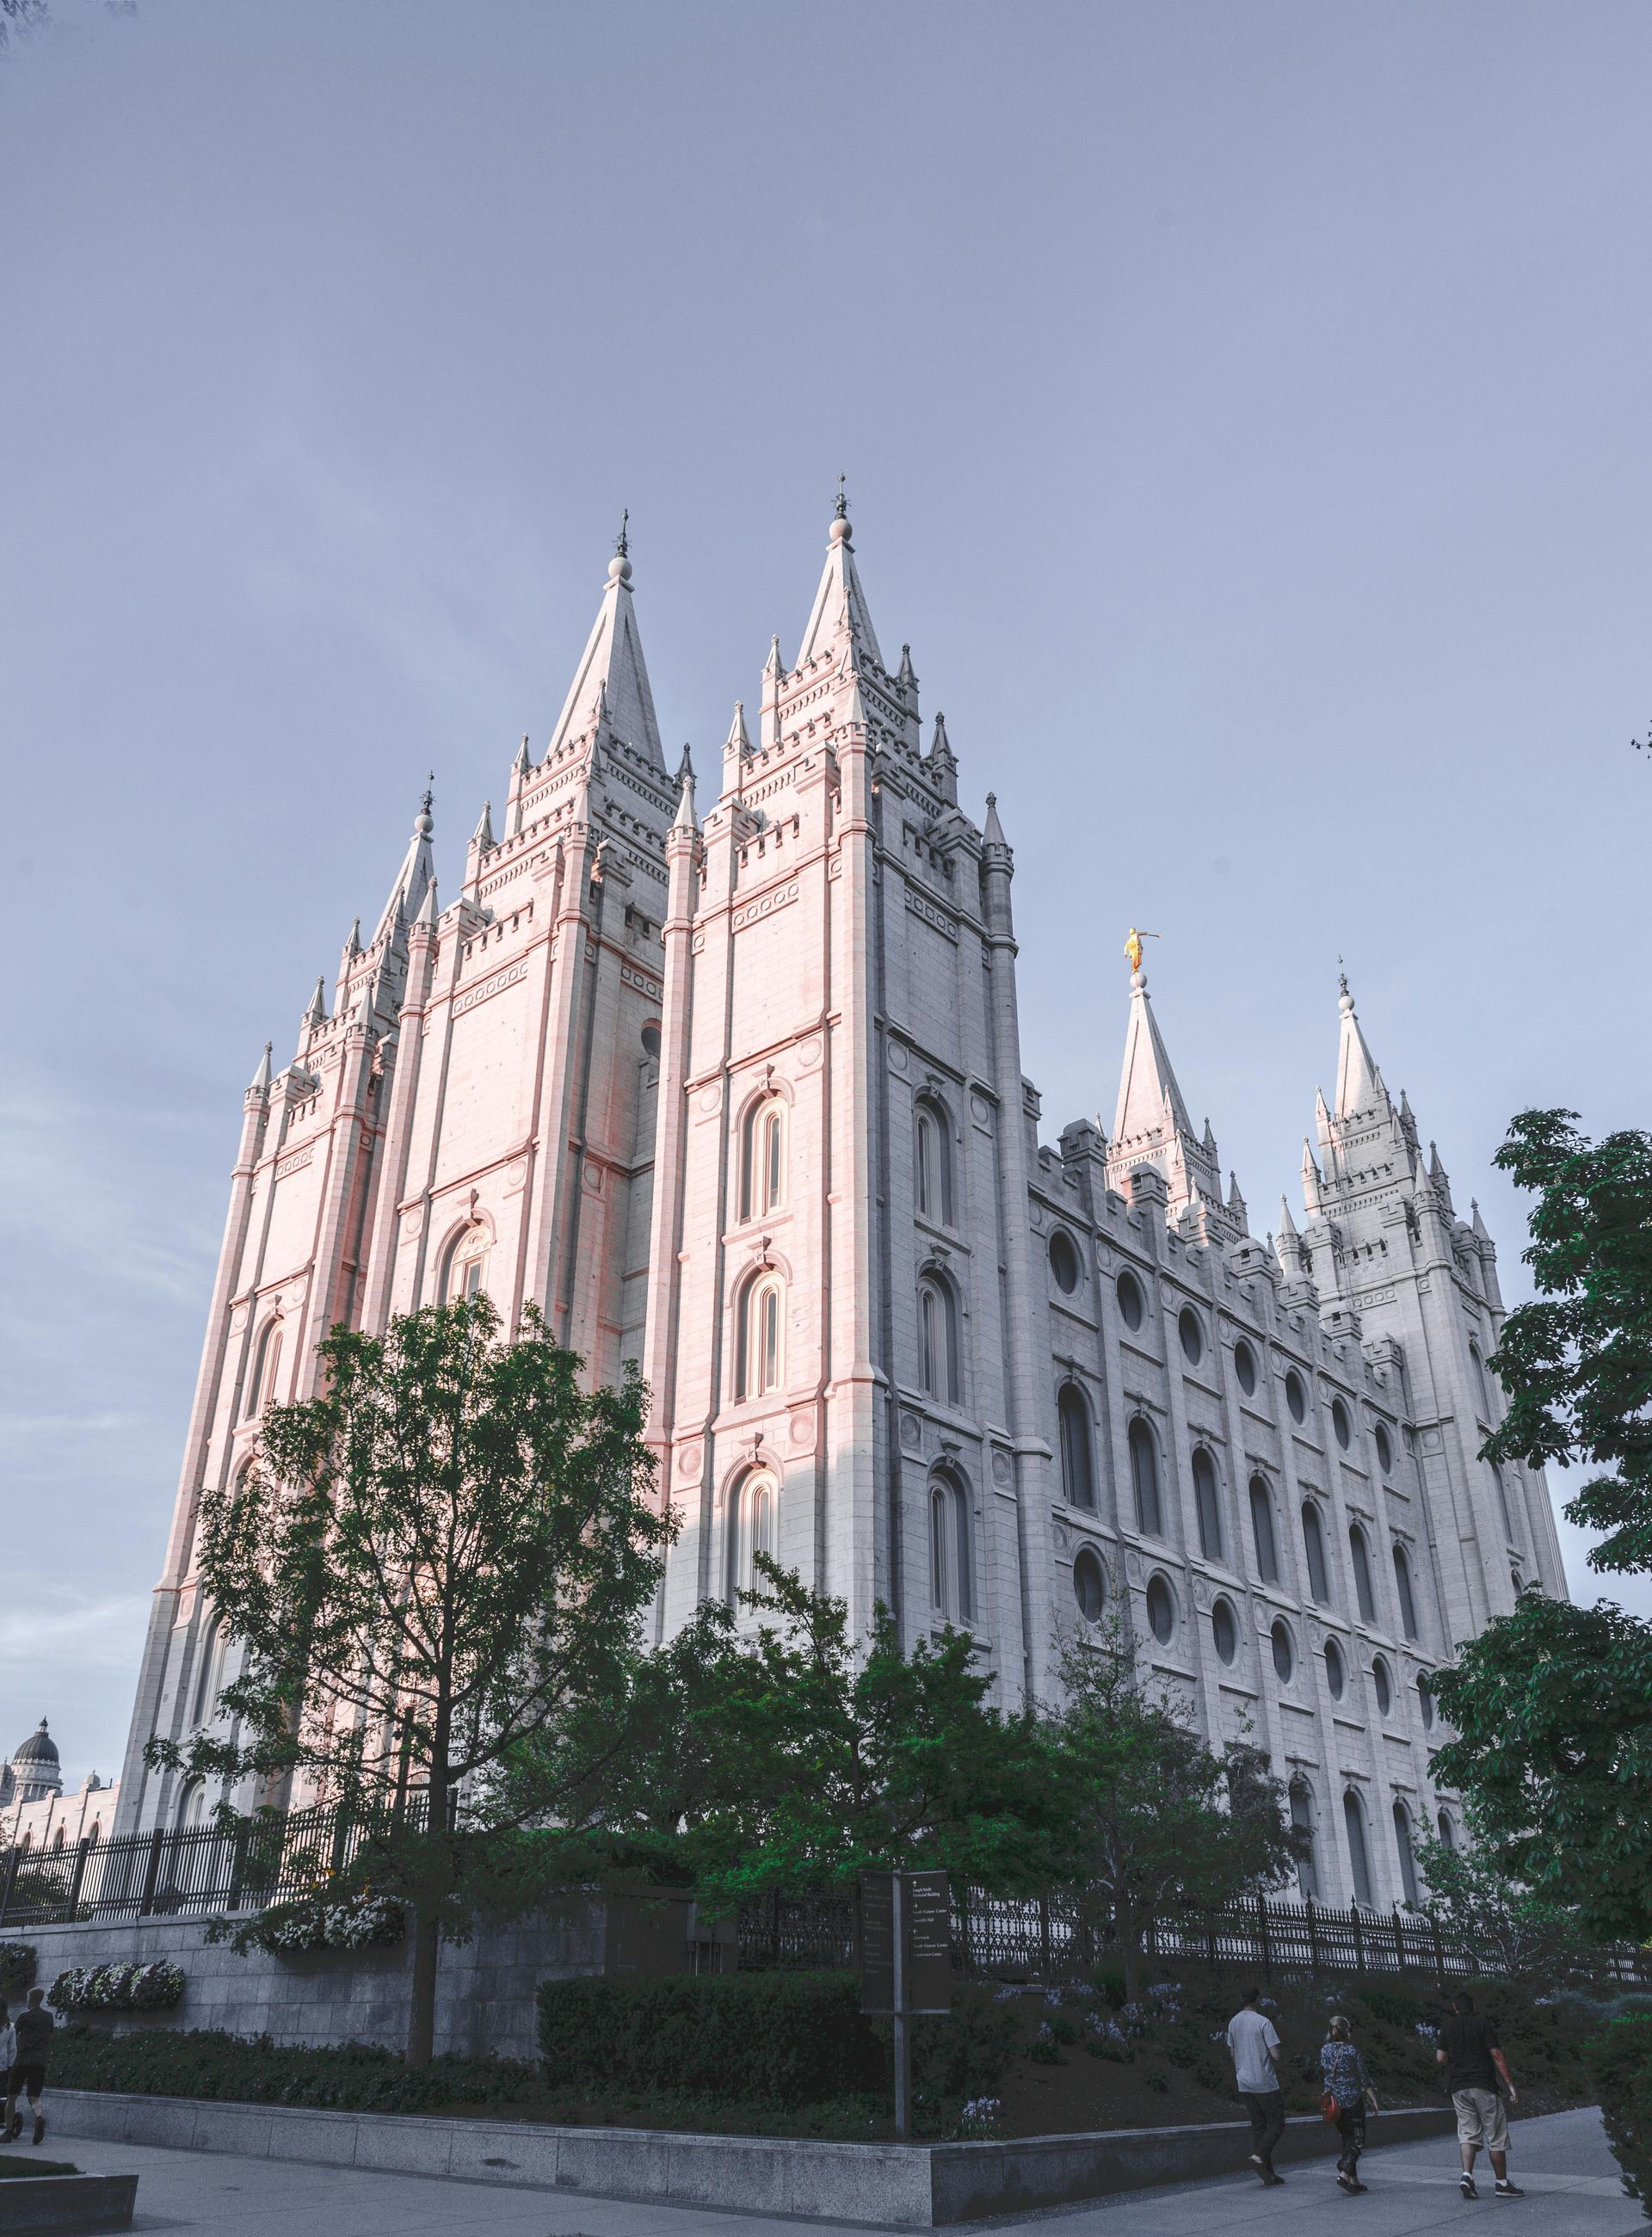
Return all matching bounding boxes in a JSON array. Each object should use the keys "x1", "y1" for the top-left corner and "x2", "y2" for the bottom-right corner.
[
  {"x1": 793, "y1": 492, "x2": 885, "y2": 670},
  {"x1": 546, "y1": 536, "x2": 664, "y2": 769},
  {"x1": 1333, "y1": 972, "x2": 1387, "y2": 1119},
  {"x1": 1105, "y1": 958, "x2": 1225, "y2": 1222}
]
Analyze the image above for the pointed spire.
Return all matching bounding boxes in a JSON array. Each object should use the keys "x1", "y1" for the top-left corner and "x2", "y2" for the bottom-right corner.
[
  {"x1": 1334, "y1": 974, "x2": 1385, "y2": 1118},
  {"x1": 1279, "y1": 1194, "x2": 1299, "y2": 1238},
  {"x1": 897, "y1": 642, "x2": 916, "y2": 687},
  {"x1": 672, "y1": 747, "x2": 698, "y2": 835},
  {"x1": 1228, "y1": 1169, "x2": 1248, "y2": 1218},
  {"x1": 343, "y1": 917, "x2": 361, "y2": 959},
  {"x1": 1471, "y1": 1198, "x2": 1490, "y2": 1242},
  {"x1": 415, "y1": 875, "x2": 439, "y2": 928},
  {"x1": 545, "y1": 533, "x2": 664, "y2": 769},
  {"x1": 793, "y1": 494, "x2": 885, "y2": 670},
  {"x1": 724, "y1": 700, "x2": 751, "y2": 757},
  {"x1": 983, "y1": 791, "x2": 1008, "y2": 847},
  {"x1": 929, "y1": 712, "x2": 955, "y2": 764},
  {"x1": 1112, "y1": 963, "x2": 1196, "y2": 1147},
  {"x1": 371, "y1": 787, "x2": 436, "y2": 946},
  {"x1": 302, "y1": 976, "x2": 328, "y2": 1031},
  {"x1": 1202, "y1": 1116, "x2": 1217, "y2": 1154},
  {"x1": 764, "y1": 634, "x2": 784, "y2": 681},
  {"x1": 513, "y1": 733, "x2": 533, "y2": 779},
  {"x1": 472, "y1": 800, "x2": 494, "y2": 850},
  {"x1": 1301, "y1": 1136, "x2": 1322, "y2": 1213},
  {"x1": 248, "y1": 1041, "x2": 273, "y2": 1095}
]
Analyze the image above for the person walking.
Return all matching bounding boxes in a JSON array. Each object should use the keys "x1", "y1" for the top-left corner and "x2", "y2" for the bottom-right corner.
[
  {"x1": 1437, "y1": 1989, "x2": 1522, "y2": 2199},
  {"x1": 4, "y1": 1987, "x2": 53, "y2": 2147},
  {"x1": 0, "y1": 2000, "x2": 15, "y2": 2140},
  {"x1": 1226, "y1": 1985, "x2": 1287, "y2": 2185},
  {"x1": 1322, "y1": 2012, "x2": 1379, "y2": 2194}
]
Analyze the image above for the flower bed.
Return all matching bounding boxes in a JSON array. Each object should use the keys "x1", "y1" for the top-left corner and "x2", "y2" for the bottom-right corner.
[
  {"x1": 50, "y1": 1960, "x2": 184, "y2": 2013},
  {"x1": 240, "y1": 1892, "x2": 405, "y2": 1954}
]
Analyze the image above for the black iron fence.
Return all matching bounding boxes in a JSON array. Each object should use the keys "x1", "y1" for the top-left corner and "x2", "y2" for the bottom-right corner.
[{"x1": 5, "y1": 1812, "x2": 1647, "y2": 1990}]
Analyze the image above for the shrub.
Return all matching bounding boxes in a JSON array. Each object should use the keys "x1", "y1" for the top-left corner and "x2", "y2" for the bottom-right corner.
[
  {"x1": 539, "y1": 1972, "x2": 880, "y2": 2106},
  {"x1": 50, "y1": 1962, "x2": 184, "y2": 2013},
  {"x1": 47, "y1": 2024, "x2": 539, "y2": 2112},
  {"x1": 0, "y1": 1944, "x2": 35, "y2": 1999},
  {"x1": 238, "y1": 1894, "x2": 404, "y2": 1955},
  {"x1": 1584, "y1": 2012, "x2": 1652, "y2": 2211}
]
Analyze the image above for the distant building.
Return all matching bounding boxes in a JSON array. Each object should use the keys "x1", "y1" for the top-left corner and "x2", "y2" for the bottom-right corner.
[
  {"x1": 114, "y1": 507, "x2": 1563, "y2": 1910},
  {"x1": 1, "y1": 1720, "x2": 117, "y2": 1849}
]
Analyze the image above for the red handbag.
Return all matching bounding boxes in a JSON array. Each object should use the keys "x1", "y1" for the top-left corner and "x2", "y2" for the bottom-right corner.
[{"x1": 1320, "y1": 2088, "x2": 1341, "y2": 2123}]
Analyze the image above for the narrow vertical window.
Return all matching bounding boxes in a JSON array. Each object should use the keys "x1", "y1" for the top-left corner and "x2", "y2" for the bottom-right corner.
[
  {"x1": 1057, "y1": 1383, "x2": 1094, "y2": 1510},
  {"x1": 741, "y1": 1097, "x2": 786, "y2": 1221},
  {"x1": 1392, "y1": 1803, "x2": 1420, "y2": 1907},
  {"x1": 1391, "y1": 1543, "x2": 1420, "y2": 1640},
  {"x1": 915, "y1": 1099, "x2": 953, "y2": 1225},
  {"x1": 1290, "y1": 1782, "x2": 1316, "y2": 1898},
  {"x1": 1192, "y1": 1447, "x2": 1224, "y2": 1561},
  {"x1": 929, "y1": 1474, "x2": 972, "y2": 1622},
  {"x1": 1129, "y1": 1419, "x2": 1162, "y2": 1537},
  {"x1": 737, "y1": 1274, "x2": 785, "y2": 1400},
  {"x1": 726, "y1": 1470, "x2": 779, "y2": 1603},
  {"x1": 245, "y1": 1321, "x2": 282, "y2": 1419},
  {"x1": 1248, "y1": 1476, "x2": 1279, "y2": 1582},
  {"x1": 918, "y1": 1278, "x2": 959, "y2": 1402},
  {"x1": 1343, "y1": 1790, "x2": 1375, "y2": 1907},
  {"x1": 1301, "y1": 1501, "x2": 1330, "y2": 1603},
  {"x1": 1349, "y1": 1525, "x2": 1377, "y2": 1624},
  {"x1": 440, "y1": 1225, "x2": 490, "y2": 1303}
]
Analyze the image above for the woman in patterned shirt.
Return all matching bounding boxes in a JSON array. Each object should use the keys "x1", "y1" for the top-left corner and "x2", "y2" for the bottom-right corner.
[{"x1": 1322, "y1": 2013, "x2": 1381, "y2": 2192}]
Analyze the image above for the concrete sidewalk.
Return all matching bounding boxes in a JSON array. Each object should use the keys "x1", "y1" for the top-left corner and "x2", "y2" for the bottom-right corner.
[{"x1": 41, "y1": 2103, "x2": 1640, "y2": 2234}]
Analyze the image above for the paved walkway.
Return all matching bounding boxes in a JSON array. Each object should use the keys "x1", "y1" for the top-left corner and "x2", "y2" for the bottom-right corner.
[{"x1": 40, "y1": 2104, "x2": 1640, "y2": 2235}]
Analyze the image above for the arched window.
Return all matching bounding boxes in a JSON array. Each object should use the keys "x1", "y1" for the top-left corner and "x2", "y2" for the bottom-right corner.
[
  {"x1": 929, "y1": 1473, "x2": 972, "y2": 1623},
  {"x1": 1491, "y1": 1464, "x2": 1518, "y2": 1544},
  {"x1": 1192, "y1": 1447, "x2": 1224, "y2": 1561},
  {"x1": 1372, "y1": 1655, "x2": 1392, "y2": 1716},
  {"x1": 1343, "y1": 1790, "x2": 1375, "y2": 1907},
  {"x1": 726, "y1": 1469, "x2": 778, "y2": 1604},
  {"x1": 1072, "y1": 1544, "x2": 1107, "y2": 1623},
  {"x1": 439, "y1": 1224, "x2": 490, "y2": 1303},
  {"x1": 1392, "y1": 1543, "x2": 1420, "y2": 1640},
  {"x1": 1470, "y1": 1342, "x2": 1491, "y2": 1420},
  {"x1": 1128, "y1": 1418, "x2": 1162, "y2": 1538},
  {"x1": 1348, "y1": 1525, "x2": 1377, "y2": 1624},
  {"x1": 1301, "y1": 1501, "x2": 1330, "y2": 1603},
  {"x1": 245, "y1": 1319, "x2": 283, "y2": 1419},
  {"x1": 1233, "y1": 1340, "x2": 1257, "y2": 1396},
  {"x1": 1248, "y1": 1476, "x2": 1279, "y2": 1582},
  {"x1": 52, "y1": 1824, "x2": 66, "y2": 1851},
  {"x1": 1057, "y1": 1383, "x2": 1095, "y2": 1510},
  {"x1": 737, "y1": 1272, "x2": 785, "y2": 1400},
  {"x1": 741, "y1": 1096, "x2": 786, "y2": 1222},
  {"x1": 914, "y1": 1098, "x2": 953, "y2": 1226},
  {"x1": 1290, "y1": 1781, "x2": 1317, "y2": 1897},
  {"x1": 918, "y1": 1276, "x2": 960, "y2": 1403},
  {"x1": 1416, "y1": 1672, "x2": 1435, "y2": 1729},
  {"x1": 1437, "y1": 1809, "x2": 1458, "y2": 1851},
  {"x1": 192, "y1": 1613, "x2": 231, "y2": 1728},
  {"x1": 1393, "y1": 1802, "x2": 1420, "y2": 1907}
]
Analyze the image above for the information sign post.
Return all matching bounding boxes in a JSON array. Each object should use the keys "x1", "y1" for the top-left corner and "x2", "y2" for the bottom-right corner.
[{"x1": 859, "y1": 1869, "x2": 952, "y2": 2141}]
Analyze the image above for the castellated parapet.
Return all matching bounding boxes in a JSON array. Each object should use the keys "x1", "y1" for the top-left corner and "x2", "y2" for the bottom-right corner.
[{"x1": 115, "y1": 509, "x2": 1565, "y2": 1916}]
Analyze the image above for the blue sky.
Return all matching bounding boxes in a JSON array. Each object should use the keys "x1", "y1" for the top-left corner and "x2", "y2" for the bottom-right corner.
[{"x1": 3, "y1": 0, "x2": 1650, "y2": 1789}]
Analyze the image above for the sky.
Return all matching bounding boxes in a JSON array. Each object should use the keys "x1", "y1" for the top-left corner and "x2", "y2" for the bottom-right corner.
[{"x1": 3, "y1": 0, "x2": 1649, "y2": 1791}]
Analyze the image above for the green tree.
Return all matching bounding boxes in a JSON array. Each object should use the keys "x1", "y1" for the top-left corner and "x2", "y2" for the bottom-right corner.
[
  {"x1": 146, "y1": 1297, "x2": 670, "y2": 2064},
  {"x1": 1042, "y1": 1624, "x2": 1307, "y2": 1999},
  {"x1": 1411, "y1": 1827, "x2": 1591, "y2": 1981},
  {"x1": 1425, "y1": 1108, "x2": 1652, "y2": 1945},
  {"x1": 1429, "y1": 1594, "x2": 1652, "y2": 1945}
]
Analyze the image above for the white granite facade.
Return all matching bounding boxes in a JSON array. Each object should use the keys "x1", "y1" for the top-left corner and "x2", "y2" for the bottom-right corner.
[{"x1": 115, "y1": 510, "x2": 1563, "y2": 1914}]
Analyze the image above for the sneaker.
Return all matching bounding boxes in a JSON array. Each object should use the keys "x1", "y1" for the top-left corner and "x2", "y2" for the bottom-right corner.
[
  {"x1": 1338, "y1": 2172, "x2": 1357, "y2": 2193},
  {"x1": 1462, "y1": 2175, "x2": 1480, "y2": 2199},
  {"x1": 32, "y1": 2113, "x2": 45, "y2": 2147},
  {"x1": 1494, "y1": 2182, "x2": 1524, "y2": 2198},
  {"x1": 1266, "y1": 2171, "x2": 1286, "y2": 2186}
]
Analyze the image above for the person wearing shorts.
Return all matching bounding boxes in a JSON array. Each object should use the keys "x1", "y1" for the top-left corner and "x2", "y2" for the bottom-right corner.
[
  {"x1": 4, "y1": 1988, "x2": 53, "y2": 2147},
  {"x1": 1437, "y1": 1990, "x2": 1521, "y2": 2199}
]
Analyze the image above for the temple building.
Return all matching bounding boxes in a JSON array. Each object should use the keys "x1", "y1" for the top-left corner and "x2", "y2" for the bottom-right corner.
[{"x1": 114, "y1": 505, "x2": 1564, "y2": 1910}]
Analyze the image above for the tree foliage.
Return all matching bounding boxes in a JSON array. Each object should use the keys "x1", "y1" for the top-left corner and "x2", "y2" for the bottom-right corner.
[
  {"x1": 1429, "y1": 1593, "x2": 1652, "y2": 1946},
  {"x1": 1483, "y1": 1108, "x2": 1652, "y2": 1576},
  {"x1": 1411, "y1": 1828, "x2": 1592, "y2": 1981},
  {"x1": 146, "y1": 1297, "x2": 669, "y2": 2062},
  {"x1": 1039, "y1": 1624, "x2": 1308, "y2": 1996}
]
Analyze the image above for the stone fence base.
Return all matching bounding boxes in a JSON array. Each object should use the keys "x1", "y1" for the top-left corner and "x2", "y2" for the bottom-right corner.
[{"x1": 51, "y1": 2087, "x2": 1458, "y2": 2226}]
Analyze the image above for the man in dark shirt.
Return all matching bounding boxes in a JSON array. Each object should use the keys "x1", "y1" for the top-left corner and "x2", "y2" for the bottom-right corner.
[
  {"x1": 1437, "y1": 1990, "x2": 1521, "y2": 2198},
  {"x1": 4, "y1": 1988, "x2": 53, "y2": 2148}
]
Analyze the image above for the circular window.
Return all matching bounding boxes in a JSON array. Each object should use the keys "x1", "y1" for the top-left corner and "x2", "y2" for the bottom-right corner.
[
  {"x1": 1233, "y1": 1339, "x2": 1256, "y2": 1396},
  {"x1": 1332, "y1": 1397, "x2": 1352, "y2": 1450},
  {"x1": 1324, "y1": 1638, "x2": 1346, "y2": 1698},
  {"x1": 1072, "y1": 1545, "x2": 1107, "y2": 1623},
  {"x1": 1374, "y1": 1421, "x2": 1393, "y2": 1476},
  {"x1": 1211, "y1": 1598, "x2": 1238, "y2": 1665},
  {"x1": 1285, "y1": 1371, "x2": 1306, "y2": 1423},
  {"x1": 1271, "y1": 1619, "x2": 1295, "y2": 1681},
  {"x1": 1178, "y1": 1309, "x2": 1204, "y2": 1365},
  {"x1": 1049, "y1": 1229, "x2": 1082, "y2": 1294},
  {"x1": 1145, "y1": 1575, "x2": 1174, "y2": 1643},
  {"x1": 1416, "y1": 1673, "x2": 1434, "y2": 1729},
  {"x1": 1372, "y1": 1655, "x2": 1392, "y2": 1715},
  {"x1": 1116, "y1": 1270, "x2": 1144, "y2": 1330}
]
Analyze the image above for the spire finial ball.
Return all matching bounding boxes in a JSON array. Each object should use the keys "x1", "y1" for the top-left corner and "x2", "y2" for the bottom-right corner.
[
  {"x1": 608, "y1": 552, "x2": 633, "y2": 583},
  {"x1": 829, "y1": 515, "x2": 851, "y2": 545}
]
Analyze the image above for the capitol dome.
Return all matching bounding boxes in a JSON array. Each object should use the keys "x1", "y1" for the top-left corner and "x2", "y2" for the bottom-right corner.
[{"x1": 9, "y1": 1719, "x2": 63, "y2": 1805}]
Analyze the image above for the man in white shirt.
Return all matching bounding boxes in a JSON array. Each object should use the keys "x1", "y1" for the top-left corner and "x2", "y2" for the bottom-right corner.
[{"x1": 1226, "y1": 1986, "x2": 1285, "y2": 2184}]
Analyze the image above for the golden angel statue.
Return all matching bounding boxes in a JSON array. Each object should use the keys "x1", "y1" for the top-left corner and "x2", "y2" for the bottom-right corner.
[{"x1": 1124, "y1": 927, "x2": 1159, "y2": 974}]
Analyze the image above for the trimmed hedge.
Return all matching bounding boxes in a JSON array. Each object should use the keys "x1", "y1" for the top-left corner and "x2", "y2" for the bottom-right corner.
[
  {"x1": 1584, "y1": 2012, "x2": 1652, "y2": 2213},
  {"x1": 536, "y1": 1972, "x2": 1019, "y2": 2110},
  {"x1": 0, "y1": 1944, "x2": 35, "y2": 1999},
  {"x1": 48, "y1": 2025, "x2": 539, "y2": 2114}
]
